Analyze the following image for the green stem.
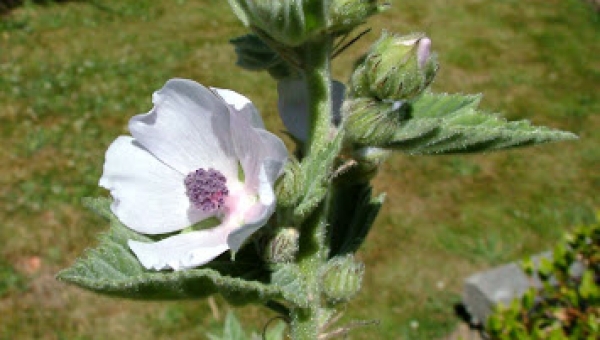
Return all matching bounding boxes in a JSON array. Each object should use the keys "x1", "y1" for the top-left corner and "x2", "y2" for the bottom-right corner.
[
  {"x1": 304, "y1": 39, "x2": 333, "y2": 156},
  {"x1": 289, "y1": 38, "x2": 333, "y2": 340}
]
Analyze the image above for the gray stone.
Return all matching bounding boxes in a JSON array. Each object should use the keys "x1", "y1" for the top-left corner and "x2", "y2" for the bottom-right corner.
[{"x1": 462, "y1": 252, "x2": 551, "y2": 325}]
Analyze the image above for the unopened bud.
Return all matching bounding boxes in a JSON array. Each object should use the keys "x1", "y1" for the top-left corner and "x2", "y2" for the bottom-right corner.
[
  {"x1": 321, "y1": 255, "x2": 364, "y2": 303},
  {"x1": 328, "y1": 0, "x2": 387, "y2": 34},
  {"x1": 228, "y1": 0, "x2": 327, "y2": 47},
  {"x1": 343, "y1": 97, "x2": 412, "y2": 147},
  {"x1": 351, "y1": 31, "x2": 439, "y2": 101},
  {"x1": 264, "y1": 227, "x2": 300, "y2": 264}
]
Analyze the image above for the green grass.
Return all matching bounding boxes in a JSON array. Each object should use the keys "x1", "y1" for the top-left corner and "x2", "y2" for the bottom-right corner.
[{"x1": 1, "y1": 0, "x2": 599, "y2": 339}]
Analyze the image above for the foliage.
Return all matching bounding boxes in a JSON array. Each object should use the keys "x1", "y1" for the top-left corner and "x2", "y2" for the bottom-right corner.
[
  {"x1": 487, "y1": 213, "x2": 600, "y2": 339},
  {"x1": 207, "y1": 311, "x2": 287, "y2": 340}
]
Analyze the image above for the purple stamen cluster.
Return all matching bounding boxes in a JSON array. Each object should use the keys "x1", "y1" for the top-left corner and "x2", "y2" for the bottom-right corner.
[{"x1": 184, "y1": 168, "x2": 229, "y2": 212}]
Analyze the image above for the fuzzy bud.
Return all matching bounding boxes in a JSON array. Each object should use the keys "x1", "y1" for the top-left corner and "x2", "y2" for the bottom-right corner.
[
  {"x1": 351, "y1": 31, "x2": 439, "y2": 101},
  {"x1": 228, "y1": 0, "x2": 328, "y2": 47},
  {"x1": 343, "y1": 97, "x2": 412, "y2": 147},
  {"x1": 264, "y1": 227, "x2": 300, "y2": 264},
  {"x1": 321, "y1": 255, "x2": 364, "y2": 304},
  {"x1": 328, "y1": 0, "x2": 387, "y2": 35}
]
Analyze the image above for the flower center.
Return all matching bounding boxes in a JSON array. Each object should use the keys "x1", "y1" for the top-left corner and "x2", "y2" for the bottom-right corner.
[{"x1": 184, "y1": 168, "x2": 229, "y2": 213}]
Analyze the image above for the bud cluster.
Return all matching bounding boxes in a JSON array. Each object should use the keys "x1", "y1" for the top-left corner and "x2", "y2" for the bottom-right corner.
[
  {"x1": 229, "y1": 0, "x2": 387, "y2": 49},
  {"x1": 343, "y1": 31, "x2": 438, "y2": 147}
]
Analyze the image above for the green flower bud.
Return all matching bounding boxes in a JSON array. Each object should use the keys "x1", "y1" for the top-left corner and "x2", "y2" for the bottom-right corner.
[
  {"x1": 351, "y1": 31, "x2": 439, "y2": 101},
  {"x1": 352, "y1": 146, "x2": 390, "y2": 179},
  {"x1": 343, "y1": 97, "x2": 412, "y2": 146},
  {"x1": 228, "y1": 0, "x2": 328, "y2": 47},
  {"x1": 328, "y1": 0, "x2": 387, "y2": 35},
  {"x1": 321, "y1": 255, "x2": 364, "y2": 304},
  {"x1": 263, "y1": 227, "x2": 300, "y2": 264},
  {"x1": 275, "y1": 158, "x2": 303, "y2": 209}
]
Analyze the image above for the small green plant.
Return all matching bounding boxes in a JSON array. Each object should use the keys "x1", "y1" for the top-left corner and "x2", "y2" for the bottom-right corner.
[
  {"x1": 207, "y1": 311, "x2": 286, "y2": 340},
  {"x1": 487, "y1": 212, "x2": 600, "y2": 339}
]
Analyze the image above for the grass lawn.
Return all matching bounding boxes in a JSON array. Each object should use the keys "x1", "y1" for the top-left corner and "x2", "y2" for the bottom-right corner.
[{"x1": 1, "y1": 0, "x2": 599, "y2": 339}]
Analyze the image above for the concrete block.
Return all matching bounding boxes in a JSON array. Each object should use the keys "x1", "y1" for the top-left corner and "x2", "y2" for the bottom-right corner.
[{"x1": 462, "y1": 252, "x2": 551, "y2": 325}]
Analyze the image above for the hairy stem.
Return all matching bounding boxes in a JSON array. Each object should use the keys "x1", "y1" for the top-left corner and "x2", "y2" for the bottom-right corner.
[{"x1": 290, "y1": 38, "x2": 334, "y2": 340}]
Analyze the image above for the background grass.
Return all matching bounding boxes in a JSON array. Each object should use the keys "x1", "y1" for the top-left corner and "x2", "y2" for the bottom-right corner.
[{"x1": 1, "y1": 0, "x2": 599, "y2": 339}]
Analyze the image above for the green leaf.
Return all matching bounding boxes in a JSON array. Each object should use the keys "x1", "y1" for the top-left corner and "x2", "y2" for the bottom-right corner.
[
  {"x1": 224, "y1": 311, "x2": 246, "y2": 340},
  {"x1": 262, "y1": 319, "x2": 287, "y2": 340},
  {"x1": 58, "y1": 198, "x2": 281, "y2": 302},
  {"x1": 386, "y1": 92, "x2": 578, "y2": 154},
  {"x1": 580, "y1": 270, "x2": 599, "y2": 300},
  {"x1": 329, "y1": 182, "x2": 385, "y2": 256},
  {"x1": 271, "y1": 263, "x2": 308, "y2": 307},
  {"x1": 293, "y1": 133, "x2": 343, "y2": 224}
]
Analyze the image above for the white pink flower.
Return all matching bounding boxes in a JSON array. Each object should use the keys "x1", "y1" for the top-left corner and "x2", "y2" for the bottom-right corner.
[{"x1": 99, "y1": 79, "x2": 287, "y2": 270}]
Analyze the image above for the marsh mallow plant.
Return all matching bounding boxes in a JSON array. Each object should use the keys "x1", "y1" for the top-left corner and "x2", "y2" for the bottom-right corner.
[{"x1": 58, "y1": 1, "x2": 578, "y2": 338}]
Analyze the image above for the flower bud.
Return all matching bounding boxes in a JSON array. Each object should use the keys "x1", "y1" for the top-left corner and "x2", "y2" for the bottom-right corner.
[
  {"x1": 228, "y1": 0, "x2": 327, "y2": 47},
  {"x1": 321, "y1": 255, "x2": 364, "y2": 304},
  {"x1": 328, "y1": 0, "x2": 387, "y2": 34},
  {"x1": 343, "y1": 97, "x2": 412, "y2": 147},
  {"x1": 351, "y1": 31, "x2": 439, "y2": 101},
  {"x1": 263, "y1": 227, "x2": 300, "y2": 264},
  {"x1": 351, "y1": 146, "x2": 390, "y2": 180}
]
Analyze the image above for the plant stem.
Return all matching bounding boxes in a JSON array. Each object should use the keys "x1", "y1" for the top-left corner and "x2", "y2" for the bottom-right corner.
[
  {"x1": 304, "y1": 39, "x2": 333, "y2": 156},
  {"x1": 290, "y1": 38, "x2": 333, "y2": 340}
]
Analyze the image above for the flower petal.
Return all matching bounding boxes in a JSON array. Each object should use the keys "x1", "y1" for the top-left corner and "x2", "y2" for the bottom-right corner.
[
  {"x1": 227, "y1": 167, "x2": 276, "y2": 253},
  {"x1": 229, "y1": 110, "x2": 287, "y2": 194},
  {"x1": 129, "y1": 79, "x2": 238, "y2": 178},
  {"x1": 277, "y1": 78, "x2": 346, "y2": 142},
  {"x1": 128, "y1": 228, "x2": 230, "y2": 271},
  {"x1": 99, "y1": 136, "x2": 212, "y2": 234},
  {"x1": 211, "y1": 87, "x2": 265, "y2": 129}
]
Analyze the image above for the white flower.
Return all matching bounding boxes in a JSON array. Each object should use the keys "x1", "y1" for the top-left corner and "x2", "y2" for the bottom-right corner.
[
  {"x1": 277, "y1": 78, "x2": 346, "y2": 142},
  {"x1": 99, "y1": 79, "x2": 288, "y2": 271}
]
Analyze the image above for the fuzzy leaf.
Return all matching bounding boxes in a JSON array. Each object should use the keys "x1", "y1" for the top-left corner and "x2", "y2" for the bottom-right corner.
[
  {"x1": 271, "y1": 263, "x2": 308, "y2": 307},
  {"x1": 292, "y1": 133, "x2": 344, "y2": 223},
  {"x1": 58, "y1": 198, "x2": 281, "y2": 303},
  {"x1": 329, "y1": 183, "x2": 385, "y2": 256},
  {"x1": 387, "y1": 92, "x2": 578, "y2": 154}
]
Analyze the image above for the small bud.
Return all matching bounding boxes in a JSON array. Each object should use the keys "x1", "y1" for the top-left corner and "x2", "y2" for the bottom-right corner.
[
  {"x1": 352, "y1": 146, "x2": 390, "y2": 179},
  {"x1": 343, "y1": 97, "x2": 412, "y2": 147},
  {"x1": 328, "y1": 0, "x2": 387, "y2": 34},
  {"x1": 263, "y1": 227, "x2": 300, "y2": 264},
  {"x1": 321, "y1": 255, "x2": 364, "y2": 304},
  {"x1": 228, "y1": 0, "x2": 327, "y2": 47},
  {"x1": 275, "y1": 158, "x2": 303, "y2": 208},
  {"x1": 351, "y1": 31, "x2": 439, "y2": 101}
]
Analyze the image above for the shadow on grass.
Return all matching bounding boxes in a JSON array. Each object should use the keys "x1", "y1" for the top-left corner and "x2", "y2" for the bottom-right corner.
[{"x1": 1, "y1": 0, "x2": 81, "y2": 16}]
